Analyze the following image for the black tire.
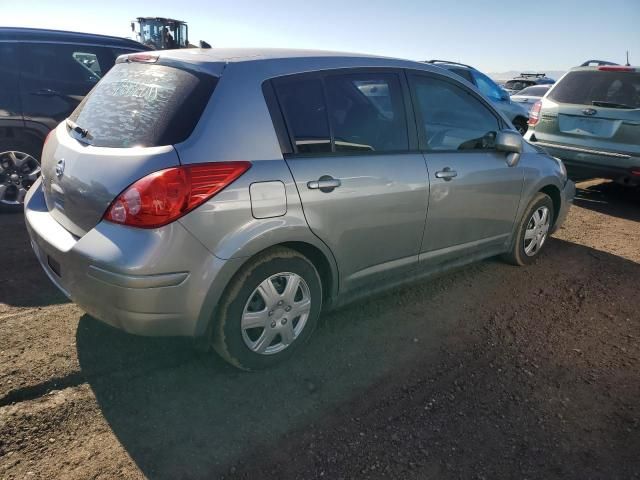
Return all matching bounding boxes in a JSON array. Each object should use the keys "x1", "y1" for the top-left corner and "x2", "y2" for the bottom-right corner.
[
  {"x1": 212, "y1": 247, "x2": 323, "y2": 371},
  {"x1": 0, "y1": 137, "x2": 43, "y2": 213},
  {"x1": 502, "y1": 192, "x2": 554, "y2": 266},
  {"x1": 513, "y1": 118, "x2": 528, "y2": 136}
]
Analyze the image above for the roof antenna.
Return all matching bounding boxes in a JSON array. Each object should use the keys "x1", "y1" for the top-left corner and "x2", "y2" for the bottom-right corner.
[{"x1": 625, "y1": 50, "x2": 630, "y2": 66}]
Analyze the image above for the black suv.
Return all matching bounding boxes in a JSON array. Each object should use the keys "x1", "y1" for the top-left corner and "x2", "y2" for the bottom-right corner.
[{"x1": 0, "y1": 28, "x2": 149, "y2": 210}]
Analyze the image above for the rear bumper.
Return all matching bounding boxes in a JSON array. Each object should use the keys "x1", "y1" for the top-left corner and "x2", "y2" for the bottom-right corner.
[
  {"x1": 528, "y1": 139, "x2": 639, "y2": 180},
  {"x1": 24, "y1": 179, "x2": 241, "y2": 337}
]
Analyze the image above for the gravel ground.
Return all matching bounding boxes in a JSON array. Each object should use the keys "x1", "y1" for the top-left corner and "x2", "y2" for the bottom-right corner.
[{"x1": 0, "y1": 179, "x2": 638, "y2": 479}]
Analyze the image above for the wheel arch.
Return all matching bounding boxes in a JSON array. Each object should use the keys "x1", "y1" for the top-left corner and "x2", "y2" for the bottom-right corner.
[{"x1": 539, "y1": 184, "x2": 561, "y2": 227}]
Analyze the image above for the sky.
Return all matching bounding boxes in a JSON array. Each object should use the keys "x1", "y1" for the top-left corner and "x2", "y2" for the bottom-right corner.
[{"x1": 3, "y1": 0, "x2": 639, "y2": 73}]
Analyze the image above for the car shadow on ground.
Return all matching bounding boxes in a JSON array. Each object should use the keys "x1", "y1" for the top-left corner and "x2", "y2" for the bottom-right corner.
[
  {"x1": 574, "y1": 179, "x2": 640, "y2": 222},
  {"x1": 76, "y1": 238, "x2": 640, "y2": 479},
  {"x1": 0, "y1": 212, "x2": 69, "y2": 308}
]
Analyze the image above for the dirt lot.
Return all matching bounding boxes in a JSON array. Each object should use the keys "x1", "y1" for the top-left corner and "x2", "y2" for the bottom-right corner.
[{"x1": 1, "y1": 179, "x2": 638, "y2": 480}]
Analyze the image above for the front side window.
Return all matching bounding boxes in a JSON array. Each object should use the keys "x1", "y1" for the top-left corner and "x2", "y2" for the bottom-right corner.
[
  {"x1": 411, "y1": 75, "x2": 500, "y2": 151},
  {"x1": 20, "y1": 43, "x2": 111, "y2": 96},
  {"x1": 472, "y1": 70, "x2": 504, "y2": 102},
  {"x1": 325, "y1": 73, "x2": 408, "y2": 152},
  {"x1": 274, "y1": 77, "x2": 331, "y2": 154}
]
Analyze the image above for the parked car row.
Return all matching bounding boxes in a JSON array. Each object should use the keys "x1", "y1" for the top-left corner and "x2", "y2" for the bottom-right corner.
[
  {"x1": 24, "y1": 48, "x2": 574, "y2": 369},
  {"x1": 0, "y1": 27, "x2": 150, "y2": 211}
]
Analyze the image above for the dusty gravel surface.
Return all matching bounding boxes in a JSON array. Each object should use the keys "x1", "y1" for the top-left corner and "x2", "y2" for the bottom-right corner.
[{"x1": 1, "y1": 179, "x2": 638, "y2": 480}]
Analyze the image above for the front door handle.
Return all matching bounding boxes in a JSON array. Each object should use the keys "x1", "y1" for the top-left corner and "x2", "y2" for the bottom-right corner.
[
  {"x1": 307, "y1": 175, "x2": 342, "y2": 193},
  {"x1": 435, "y1": 167, "x2": 457, "y2": 181}
]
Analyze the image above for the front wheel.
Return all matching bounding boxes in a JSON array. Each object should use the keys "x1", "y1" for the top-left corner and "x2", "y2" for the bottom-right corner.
[
  {"x1": 212, "y1": 247, "x2": 323, "y2": 370},
  {"x1": 502, "y1": 193, "x2": 554, "y2": 266}
]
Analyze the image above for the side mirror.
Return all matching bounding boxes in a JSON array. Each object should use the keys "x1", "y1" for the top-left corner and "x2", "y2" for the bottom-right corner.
[
  {"x1": 500, "y1": 89, "x2": 511, "y2": 102},
  {"x1": 496, "y1": 130, "x2": 523, "y2": 167}
]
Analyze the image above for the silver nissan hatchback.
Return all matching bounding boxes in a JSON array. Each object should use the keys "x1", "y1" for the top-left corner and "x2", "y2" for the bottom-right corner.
[{"x1": 25, "y1": 49, "x2": 575, "y2": 370}]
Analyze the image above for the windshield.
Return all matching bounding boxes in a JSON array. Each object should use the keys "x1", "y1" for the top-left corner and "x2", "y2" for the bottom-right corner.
[
  {"x1": 548, "y1": 70, "x2": 640, "y2": 108},
  {"x1": 68, "y1": 62, "x2": 217, "y2": 147}
]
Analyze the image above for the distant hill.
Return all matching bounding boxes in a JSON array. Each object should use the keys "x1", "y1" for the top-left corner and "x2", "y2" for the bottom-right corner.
[{"x1": 489, "y1": 70, "x2": 567, "y2": 82}]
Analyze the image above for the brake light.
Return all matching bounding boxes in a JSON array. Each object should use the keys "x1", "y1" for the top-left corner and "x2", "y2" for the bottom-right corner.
[
  {"x1": 528, "y1": 101, "x2": 542, "y2": 126},
  {"x1": 631, "y1": 169, "x2": 640, "y2": 177},
  {"x1": 597, "y1": 66, "x2": 635, "y2": 72},
  {"x1": 104, "y1": 162, "x2": 251, "y2": 228}
]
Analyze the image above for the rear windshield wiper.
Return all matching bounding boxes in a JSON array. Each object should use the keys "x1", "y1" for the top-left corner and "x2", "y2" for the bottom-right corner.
[
  {"x1": 66, "y1": 118, "x2": 90, "y2": 138},
  {"x1": 591, "y1": 100, "x2": 634, "y2": 109}
]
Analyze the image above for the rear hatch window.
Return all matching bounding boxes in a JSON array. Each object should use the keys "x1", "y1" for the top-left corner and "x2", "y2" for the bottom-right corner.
[
  {"x1": 548, "y1": 70, "x2": 640, "y2": 109},
  {"x1": 505, "y1": 80, "x2": 534, "y2": 91},
  {"x1": 68, "y1": 62, "x2": 217, "y2": 147}
]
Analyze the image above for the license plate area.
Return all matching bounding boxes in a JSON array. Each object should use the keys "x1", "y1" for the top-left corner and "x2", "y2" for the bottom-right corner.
[{"x1": 558, "y1": 115, "x2": 616, "y2": 138}]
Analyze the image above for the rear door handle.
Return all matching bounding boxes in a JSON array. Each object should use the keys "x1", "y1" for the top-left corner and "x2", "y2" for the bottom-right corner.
[
  {"x1": 435, "y1": 167, "x2": 457, "y2": 181},
  {"x1": 307, "y1": 176, "x2": 341, "y2": 193}
]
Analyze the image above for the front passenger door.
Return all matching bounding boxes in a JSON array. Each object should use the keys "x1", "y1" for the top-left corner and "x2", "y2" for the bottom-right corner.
[{"x1": 408, "y1": 73, "x2": 524, "y2": 262}]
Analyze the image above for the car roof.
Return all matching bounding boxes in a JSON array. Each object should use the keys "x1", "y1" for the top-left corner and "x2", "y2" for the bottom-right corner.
[
  {"x1": 152, "y1": 47, "x2": 447, "y2": 75},
  {"x1": 0, "y1": 27, "x2": 149, "y2": 50}
]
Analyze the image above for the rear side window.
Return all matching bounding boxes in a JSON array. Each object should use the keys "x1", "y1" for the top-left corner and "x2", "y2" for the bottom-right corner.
[
  {"x1": 549, "y1": 70, "x2": 640, "y2": 108},
  {"x1": 273, "y1": 71, "x2": 408, "y2": 154},
  {"x1": 325, "y1": 73, "x2": 408, "y2": 152},
  {"x1": 69, "y1": 63, "x2": 217, "y2": 148},
  {"x1": 410, "y1": 75, "x2": 500, "y2": 151},
  {"x1": 273, "y1": 77, "x2": 331, "y2": 154},
  {"x1": 449, "y1": 67, "x2": 474, "y2": 84}
]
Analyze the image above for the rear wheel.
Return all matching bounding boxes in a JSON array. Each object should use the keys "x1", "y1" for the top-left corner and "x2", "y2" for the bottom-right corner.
[
  {"x1": 0, "y1": 138, "x2": 42, "y2": 212},
  {"x1": 212, "y1": 247, "x2": 322, "y2": 370},
  {"x1": 502, "y1": 193, "x2": 554, "y2": 266}
]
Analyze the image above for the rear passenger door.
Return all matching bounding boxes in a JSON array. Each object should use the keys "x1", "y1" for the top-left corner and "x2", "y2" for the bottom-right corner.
[
  {"x1": 408, "y1": 72, "x2": 524, "y2": 263},
  {"x1": 18, "y1": 43, "x2": 118, "y2": 130},
  {"x1": 270, "y1": 70, "x2": 429, "y2": 293}
]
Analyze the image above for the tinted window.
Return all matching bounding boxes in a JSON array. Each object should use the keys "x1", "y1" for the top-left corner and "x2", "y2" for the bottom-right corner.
[
  {"x1": 515, "y1": 86, "x2": 548, "y2": 97},
  {"x1": 449, "y1": 67, "x2": 474, "y2": 83},
  {"x1": 325, "y1": 73, "x2": 408, "y2": 152},
  {"x1": 471, "y1": 70, "x2": 504, "y2": 101},
  {"x1": 69, "y1": 63, "x2": 217, "y2": 147},
  {"x1": 274, "y1": 77, "x2": 331, "y2": 154},
  {"x1": 0, "y1": 43, "x2": 20, "y2": 115},
  {"x1": 20, "y1": 43, "x2": 114, "y2": 96},
  {"x1": 504, "y1": 79, "x2": 535, "y2": 91},
  {"x1": 411, "y1": 75, "x2": 500, "y2": 151},
  {"x1": 548, "y1": 71, "x2": 640, "y2": 108}
]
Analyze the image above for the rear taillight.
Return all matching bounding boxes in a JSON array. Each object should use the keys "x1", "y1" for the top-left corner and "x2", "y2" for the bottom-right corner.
[
  {"x1": 631, "y1": 169, "x2": 640, "y2": 177},
  {"x1": 528, "y1": 101, "x2": 542, "y2": 126},
  {"x1": 104, "y1": 162, "x2": 251, "y2": 228}
]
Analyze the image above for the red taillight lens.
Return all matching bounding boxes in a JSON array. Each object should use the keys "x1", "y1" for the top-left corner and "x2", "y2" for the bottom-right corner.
[
  {"x1": 104, "y1": 162, "x2": 251, "y2": 228},
  {"x1": 528, "y1": 101, "x2": 542, "y2": 126}
]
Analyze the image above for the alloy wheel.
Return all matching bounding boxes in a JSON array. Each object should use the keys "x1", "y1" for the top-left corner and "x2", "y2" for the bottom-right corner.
[
  {"x1": 0, "y1": 151, "x2": 41, "y2": 205},
  {"x1": 241, "y1": 272, "x2": 312, "y2": 355},
  {"x1": 524, "y1": 205, "x2": 550, "y2": 256}
]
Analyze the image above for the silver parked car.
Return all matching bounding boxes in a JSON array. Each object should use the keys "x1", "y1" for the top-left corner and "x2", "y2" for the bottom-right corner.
[{"x1": 25, "y1": 49, "x2": 575, "y2": 370}]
